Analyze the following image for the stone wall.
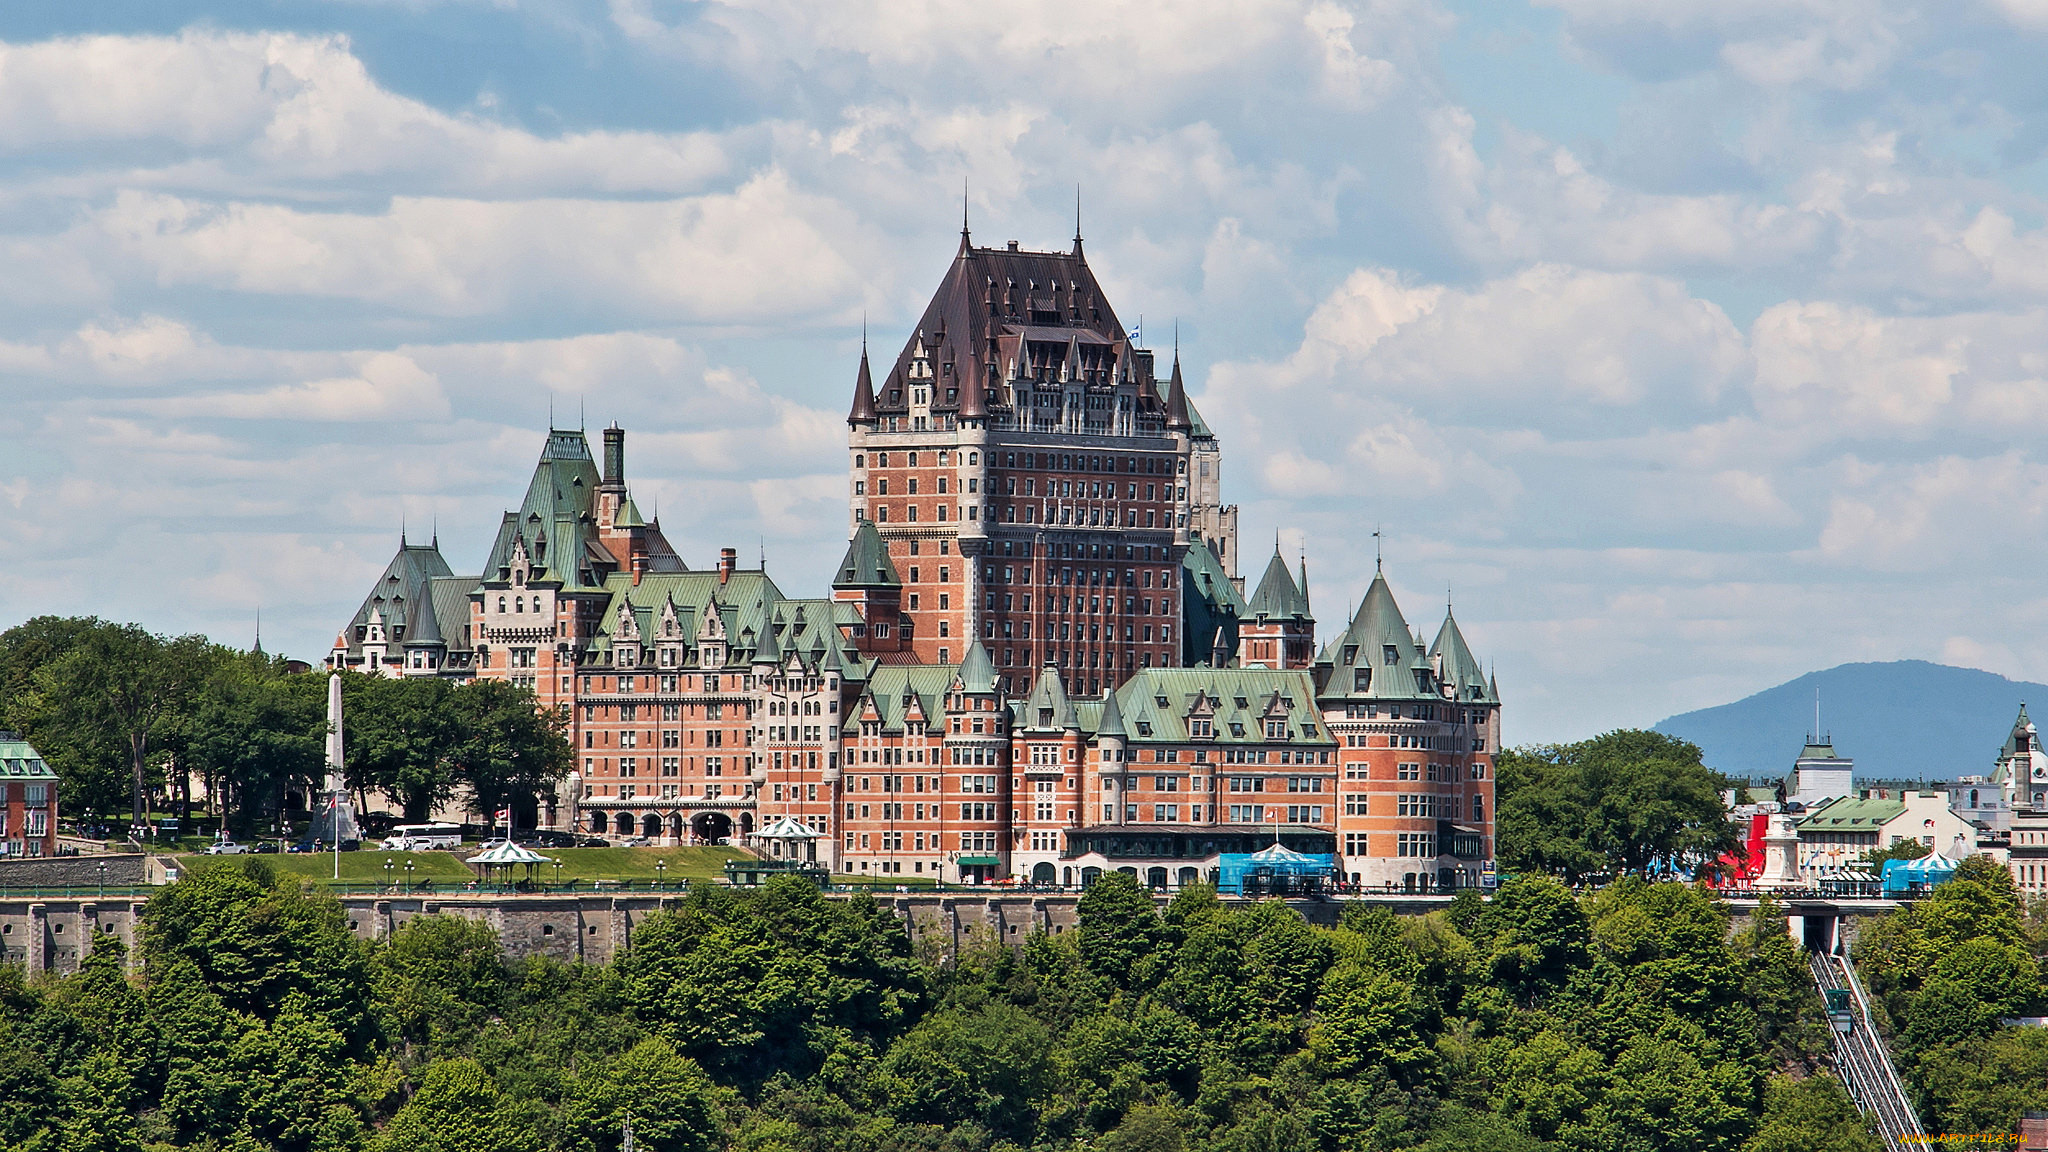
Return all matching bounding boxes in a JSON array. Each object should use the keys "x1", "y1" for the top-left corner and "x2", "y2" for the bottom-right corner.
[
  {"x1": 0, "y1": 853, "x2": 151, "y2": 888},
  {"x1": 0, "y1": 890, "x2": 1902, "y2": 976}
]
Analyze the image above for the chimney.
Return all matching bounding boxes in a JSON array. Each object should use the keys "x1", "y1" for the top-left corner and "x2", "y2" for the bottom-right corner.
[
  {"x1": 602, "y1": 425, "x2": 625, "y2": 486},
  {"x1": 719, "y1": 547, "x2": 736, "y2": 584}
]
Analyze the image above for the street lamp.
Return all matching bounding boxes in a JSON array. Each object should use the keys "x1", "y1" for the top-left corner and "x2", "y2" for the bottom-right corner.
[
  {"x1": 97, "y1": 860, "x2": 106, "y2": 899},
  {"x1": 552, "y1": 858, "x2": 562, "y2": 888},
  {"x1": 655, "y1": 858, "x2": 667, "y2": 890},
  {"x1": 404, "y1": 859, "x2": 415, "y2": 895},
  {"x1": 383, "y1": 857, "x2": 394, "y2": 892}
]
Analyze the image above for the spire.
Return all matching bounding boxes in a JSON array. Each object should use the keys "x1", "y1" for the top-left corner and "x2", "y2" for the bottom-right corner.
[
  {"x1": 1298, "y1": 554, "x2": 1310, "y2": 617},
  {"x1": 1246, "y1": 543, "x2": 1308, "y2": 621},
  {"x1": 847, "y1": 339, "x2": 878, "y2": 425},
  {"x1": 253, "y1": 606, "x2": 263, "y2": 656},
  {"x1": 1164, "y1": 340, "x2": 1192, "y2": 432},
  {"x1": 833, "y1": 519, "x2": 901, "y2": 588},
  {"x1": 1072, "y1": 183, "x2": 1084, "y2": 261},
  {"x1": 959, "y1": 178, "x2": 971, "y2": 254}
]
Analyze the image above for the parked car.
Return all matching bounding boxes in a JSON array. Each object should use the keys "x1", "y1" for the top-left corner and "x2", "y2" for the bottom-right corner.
[
  {"x1": 251, "y1": 842, "x2": 279, "y2": 854},
  {"x1": 618, "y1": 835, "x2": 651, "y2": 847},
  {"x1": 203, "y1": 841, "x2": 249, "y2": 855},
  {"x1": 574, "y1": 835, "x2": 610, "y2": 848},
  {"x1": 516, "y1": 830, "x2": 580, "y2": 849}
]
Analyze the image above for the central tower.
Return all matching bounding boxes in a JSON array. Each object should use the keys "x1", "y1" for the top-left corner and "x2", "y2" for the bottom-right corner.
[{"x1": 846, "y1": 222, "x2": 1229, "y2": 696}]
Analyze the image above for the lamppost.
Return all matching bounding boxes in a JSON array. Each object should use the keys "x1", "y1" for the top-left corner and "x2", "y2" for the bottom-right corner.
[
  {"x1": 404, "y1": 859, "x2": 415, "y2": 895},
  {"x1": 383, "y1": 857, "x2": 394, "y2": 893},
  {"x1": 97, "y1": 860, "x2": 106, "y2": 899},
  {"x1": 552, "y1": 858, "x2": 562, "y2": 888},
  {"x1": 654, "y1": 858, "x2": 667, "y2": 890}
]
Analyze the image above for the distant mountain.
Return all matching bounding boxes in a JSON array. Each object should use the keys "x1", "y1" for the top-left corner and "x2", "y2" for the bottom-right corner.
[{"x1": 1653, "y1": 660, "x2": 2042, "y2": 783}]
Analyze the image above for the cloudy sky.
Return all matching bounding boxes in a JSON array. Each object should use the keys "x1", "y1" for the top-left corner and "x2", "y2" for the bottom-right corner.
[{"x1": 2, "y1": 0, "x2": 2045, "y2": 744}]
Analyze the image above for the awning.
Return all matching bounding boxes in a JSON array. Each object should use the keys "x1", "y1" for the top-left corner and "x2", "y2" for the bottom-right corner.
[{"x1": 957, "y1": 856, "x2": 1002, "y2": 867}]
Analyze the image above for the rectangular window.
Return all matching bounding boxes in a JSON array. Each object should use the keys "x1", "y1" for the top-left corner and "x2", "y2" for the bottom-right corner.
[
  {"x1": 1345, "y1": 795, "x2": 1369, "y2": 816},
  {"x1": 1344, "y1": 833, "x2": 1367, "y2": 855}
]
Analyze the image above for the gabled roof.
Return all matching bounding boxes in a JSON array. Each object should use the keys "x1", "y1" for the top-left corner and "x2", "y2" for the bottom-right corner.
[
  {"x1": 1316, "y1": 570, "x2": 1437, "y2": 702},
  {"x1": 1246, "y1": 545, "x2": 1311, "y2": 621},
  {"x1": 844, "y1": 663, "x2": 960, "y2": 735},
  {"x1": 1021, "y1": 665, "x2": 1079, "y2": 731},
  {"x1": 481, "y1": 429, "x2": 610, "y2": 593},
  {"x1": 1108, "y1": 668, "x2": 1328, "y2": 745},
  {"x1": 0, "y1": 735, "x2": 56, "y2": 780},
  {"x1": 339, "y1": 539, "x2": 470, "y2": 656},
  {"x1": 868, "y1": 232, "x2": 1163, "y2": 424},
  {"x1": 833, "y1": 520, "x2": 900, "y2": 588}
]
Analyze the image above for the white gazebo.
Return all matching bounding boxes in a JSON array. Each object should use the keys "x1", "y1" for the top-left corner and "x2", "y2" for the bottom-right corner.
[
  {"x1": 748, "y1": 817, "x2": 822, "y2": 861},
  {"x1": 469, "y1": 839, "x2": 551, "y2": 890}
]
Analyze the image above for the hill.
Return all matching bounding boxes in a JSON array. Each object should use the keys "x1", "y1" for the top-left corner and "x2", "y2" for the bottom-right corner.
[{"x1": 1653, "y1": 659, "x2": 2041, "y2": 782}]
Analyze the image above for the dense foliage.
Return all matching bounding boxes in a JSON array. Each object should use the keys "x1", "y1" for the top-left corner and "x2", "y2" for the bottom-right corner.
[
  {"x1": 1496, "y1": 730, "x2": 1739, "y2": 883},
  {"x1": 0, "y1": 616, "x2": 571, "y2": 831},
  {"x1": 0, "y1": 862, "x2": 1906, "y2": 1152},
  {"x1": 1856, "y1": 855, "x2": 2048, "y2": 1134}
]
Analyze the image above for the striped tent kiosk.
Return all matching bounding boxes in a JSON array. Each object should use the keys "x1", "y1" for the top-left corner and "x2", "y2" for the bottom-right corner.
[{"x1": 470, "y1": 839, "x2": 551, "y2": 890}]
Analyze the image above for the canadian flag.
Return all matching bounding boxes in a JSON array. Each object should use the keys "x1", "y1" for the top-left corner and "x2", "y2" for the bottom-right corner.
[{"x1": 495, "y1": 808, "x2": 511, "y2": 823}]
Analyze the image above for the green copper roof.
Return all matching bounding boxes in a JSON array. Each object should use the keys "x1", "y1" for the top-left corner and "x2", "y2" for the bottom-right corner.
[
  {"x1": 341, "y1": 540, "x2": 466, "y2": 656},
  {"x1": 482, "y1": 429, "x2": 610, "y2": 593},
  {"x1": 1429, "y1": 609, "x2": 1495, "y2": 705},
  {"x1": 1109, "y1": 668, "x2": 1328, "y2": 745},
  {"x1": 1796, "y1": 794, "x2": 1907, "y2": 830},
  {"x1": 1021, "y1": 665, "x2": 1079, "y2": 731},
  {"x1": 1181, "y1": 539, "x2": 1245, "y2": 667},
  {"x1": 956, "y1": 639, "x2": 997, "y2": 694},
  {"x1": 844, "y1": 662, "x2": 960, "y2": 735},
  {"x1": 1246, "y1": 545, "x2": 1310, "y2": 621},
  {"x1": 1095, "y1": 682, "x2": 1127, "y2": 738},
  {"x1": 833, "y1": 519, "x2": 900, "y2": 588},
  {"x1": 1316, "y1": 570, "x2": 1437, "y2": 702},
  {"x1": 0, "y1": 737, "x2": 57, "y2": 780}
]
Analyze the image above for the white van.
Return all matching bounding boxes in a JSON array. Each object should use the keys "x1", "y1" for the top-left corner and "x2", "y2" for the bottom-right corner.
[{"x1": 381, "y1": 823, "x2": 462, "y2": 851}]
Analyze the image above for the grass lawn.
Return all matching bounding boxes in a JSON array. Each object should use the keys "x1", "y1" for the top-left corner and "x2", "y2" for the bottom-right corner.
[
  {"x1": 541, "y1": 846, "x2": 743, "y2": 882},
  {"x1": 177, "y1": 851, "x2": 476, "y2": 883}
]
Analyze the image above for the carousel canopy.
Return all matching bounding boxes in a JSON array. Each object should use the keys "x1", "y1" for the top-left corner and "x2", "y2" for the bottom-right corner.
[
  {"x1": 752, "y1": 817, "x2": 822, "y2": 840},
  {"x1": 1244, "y1": 843, "x2": 1318, "y2": 865},
  {"x1": 471, "y1": 840, "x2": 551, "y2": 866}
]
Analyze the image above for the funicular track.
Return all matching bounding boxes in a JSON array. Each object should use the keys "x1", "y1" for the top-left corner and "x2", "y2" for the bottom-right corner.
[{"x1": 1809, "y1": 949, "x2": 1923, "y2": 1151}]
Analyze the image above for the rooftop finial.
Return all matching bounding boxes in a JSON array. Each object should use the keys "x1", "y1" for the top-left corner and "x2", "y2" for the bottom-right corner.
[
  {"x1": 1374, "y1": 524, "x2": 1383, "y2": 572},
  {"x1": 1073, "y1": 183, "x2": 1084, "y2": 260},
  {"x1": 960, "y1": 177, "x2": 971, "y2": 250}
]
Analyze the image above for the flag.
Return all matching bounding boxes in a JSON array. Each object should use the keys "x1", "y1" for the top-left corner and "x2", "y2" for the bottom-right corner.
[{"x1": 495, "y1": 808, "x2": 511, "y2": 823}]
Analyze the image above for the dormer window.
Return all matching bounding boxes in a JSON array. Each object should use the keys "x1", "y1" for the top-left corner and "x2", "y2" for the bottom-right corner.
[{"x1": 1384, "y1": 645, "x2": 1399, "y2": 665}]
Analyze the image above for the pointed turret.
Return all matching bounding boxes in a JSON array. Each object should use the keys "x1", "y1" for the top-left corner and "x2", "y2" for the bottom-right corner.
[
  {"x1": 847, "y1": 344, "x2": 878, "y2": 425},
  {"x1": 957, "y1": 639, "x2": 997, "y2": 694},
  {"x1": 833, "y1": 519, "x2": 900, "y2": 588},
  {"x1": 1318, "y1": 569, "x2": 1432, "y2": 703},
  {"x1": 1164, "y1": 351, "x2": 1192, "y2": 431},
  {"x1": 1095, "y1": 682, "x2": 1126, "y2": 738},
  {"x1": 1246, "y1": 544, "x2": 1309, "y2": 621},
  {"x1": 1429, "y1": 607, "x2": 1493, "y2": 704},
  {"x1": 752, "y1": 612, "x2": 782, "y2": 666}
]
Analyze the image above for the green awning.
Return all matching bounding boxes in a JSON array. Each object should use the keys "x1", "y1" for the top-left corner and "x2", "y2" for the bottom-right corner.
[{"x1": 957, "y1": 856, "x2": 1001, "y2": 867}]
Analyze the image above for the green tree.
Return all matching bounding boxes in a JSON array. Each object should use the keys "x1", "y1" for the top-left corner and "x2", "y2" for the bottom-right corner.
[
  {"x1": 371, "y1": 1058, "x2": 517, "y2": 1152},
  {"x1": 1077, "y1": 872, "x2": 1162, "y2": 989},
  {"x1": 441, "y1": 678, "x2": 573, "y2": 825},
  {"x1": 558, "y1": 1037, "x2": 724, "y2": 1152},
  {"x1": 1744, "y1": 1073, "x2": 1882, "y2": 1152},
  {"x1": 880, "y1": 1001, "x2": 1053, "y2": 1140},
  {"x1": 371, "y1": 914, "x2": 508, "y2": 1061},
  {"x1": 1498, "y1": 730, "x2": 1736, "y2": 881},
  {"x1": 345, "y1": 674, "x2": 460, "y2": 821}
]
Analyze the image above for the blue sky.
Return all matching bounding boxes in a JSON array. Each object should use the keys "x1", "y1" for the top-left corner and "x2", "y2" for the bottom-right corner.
[{"x1": 4, "y1": 0, "x2": 2048, "y2": 747}]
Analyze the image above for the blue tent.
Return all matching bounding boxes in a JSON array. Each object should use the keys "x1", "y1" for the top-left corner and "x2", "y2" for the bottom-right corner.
[
  {"x1": 1881, "y1": 853, "x2": 1958, "y2": 897},
  {"x1": 1218, "y1": 843, "x2": 1336, "y2": 896}
]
